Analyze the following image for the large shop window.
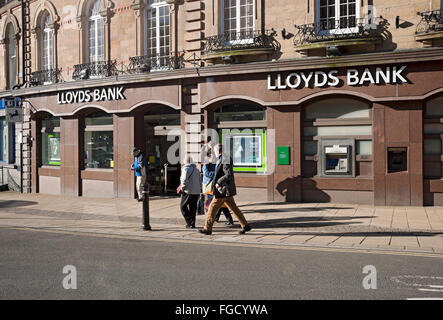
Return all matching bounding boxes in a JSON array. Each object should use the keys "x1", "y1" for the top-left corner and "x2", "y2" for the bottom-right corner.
[
  {"x1": 145, "y1": 0, "x2": 170, "y2": 69},
  {"x1": 84, "y1": 112, "x2": 113, "y2": 169},
  {"x1": 215, "y1": 103, "x2": 266, "y2": 173},
  {"x1": 303, "y1": 97, "x2": 372, "y2": 178},
  {"x1": 41, "y1": 117, "x2": 60, "y2": 166},
  {"x1": 424, "y1": 96, "x2": 443, "y2": 178}
]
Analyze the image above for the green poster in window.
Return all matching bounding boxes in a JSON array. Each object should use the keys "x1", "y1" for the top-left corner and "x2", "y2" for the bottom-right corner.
[
  {"x1": 277, "y1": 146, "x2": 290, "y2": 165},
  {"x1": 220, "y1": 129, "x2": 266, "y2": 173},
  {"x1": 48, "y1": 134, "x2": 60, "y2": 166}
]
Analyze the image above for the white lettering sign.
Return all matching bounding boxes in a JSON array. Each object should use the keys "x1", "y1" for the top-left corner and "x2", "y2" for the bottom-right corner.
[
  {"x1": 267, "y1": 66, "x2": 408, "y2": 90},
  {"x1": 57, "y1": 86, "x2": 125, "y2": 104}
]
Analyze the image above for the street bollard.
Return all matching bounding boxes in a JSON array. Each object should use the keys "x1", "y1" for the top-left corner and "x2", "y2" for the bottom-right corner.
[{"x1": 142, "y1": 183, "x2": 151, "y2": 231}]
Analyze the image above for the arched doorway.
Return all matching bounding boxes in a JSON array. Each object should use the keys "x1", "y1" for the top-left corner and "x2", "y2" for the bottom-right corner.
[{"x1": 143, "y1": 105, "x2": 180, "y2": 195}]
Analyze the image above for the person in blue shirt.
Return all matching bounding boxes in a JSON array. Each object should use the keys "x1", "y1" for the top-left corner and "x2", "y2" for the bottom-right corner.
[{"x1": 131, "y1": 147, "x2": 148, "y2": 201}]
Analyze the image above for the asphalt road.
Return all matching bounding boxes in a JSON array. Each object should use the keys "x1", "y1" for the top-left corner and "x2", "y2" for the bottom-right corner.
[{"x1": 0, "y1": 227, "x2": 442, "y2": 300}]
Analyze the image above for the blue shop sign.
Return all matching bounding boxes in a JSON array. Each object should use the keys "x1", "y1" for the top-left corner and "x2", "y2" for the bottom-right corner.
[{"x1": 0, "y1": 98, "x2": 22, "y2": 110}]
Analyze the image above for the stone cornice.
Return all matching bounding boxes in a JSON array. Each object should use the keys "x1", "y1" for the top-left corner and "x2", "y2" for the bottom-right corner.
[{"x1": 2, "y1": 47, "x2": 443, "y2": 98}]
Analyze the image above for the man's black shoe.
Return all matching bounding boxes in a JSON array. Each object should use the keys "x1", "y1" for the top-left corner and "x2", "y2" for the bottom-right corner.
[
  {"x1": 225, "y1": 221, "x2": 234, "y2": 226},
  {"x1": 198, "y1": 229, "x2": 212, "y2": 235},
  {"x1": 238, "y1": 224, "x2": 252, "y2": 235},
  {"x1": 186, "y1": 224, "x2": 195, "y2": 229}
]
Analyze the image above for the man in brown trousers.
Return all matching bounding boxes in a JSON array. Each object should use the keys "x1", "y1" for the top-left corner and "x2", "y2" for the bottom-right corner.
[{"x1": 199, "y1": 144, "x2": 252, "y2": 235}]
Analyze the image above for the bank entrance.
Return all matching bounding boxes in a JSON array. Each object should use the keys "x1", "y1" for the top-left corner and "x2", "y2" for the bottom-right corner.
[{"x1": 143, "y1": 105, "x2": 180, "y2": 195}]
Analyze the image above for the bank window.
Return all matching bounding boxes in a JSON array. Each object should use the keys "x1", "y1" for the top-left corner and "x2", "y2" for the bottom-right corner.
[
  {"x1": 41, "y1": 11, "x2": 53, "y2": 72},
  {"x1": 424, "y1": 96, "x2": 443, "y2": 179},
  {"x1": 88, "y1": 0, "x2": 104, "y2": 63},
  {"x1": 221, "y1": 0, "x2": 254, "y2": 41},
  {"x1": 221, "y1": 128, "x2": 266, "y2": 173},
  {"x1": 84, "y1": 112, "x2": 113, "y2": 169},
  {"x1": 41, "y1": 117, "x2": 60, "y2": 166},
  {"x1": 317, "y1": 0, "x2": 360, "y2": 33},
  {"x1": 6, "y1": 23, "x2": 17, "y2": 89},
  {"x1": 145, "y1": 0, "x2": 170, "y2": 70}
]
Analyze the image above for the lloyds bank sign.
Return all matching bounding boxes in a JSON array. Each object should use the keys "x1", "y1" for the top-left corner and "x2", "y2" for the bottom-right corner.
[
  {"x1": 267, "y1": 65, "x2": 408, "y2": 90},
  {"x1": 57, "y1": 86, "x2": 126, "y2": 104}
]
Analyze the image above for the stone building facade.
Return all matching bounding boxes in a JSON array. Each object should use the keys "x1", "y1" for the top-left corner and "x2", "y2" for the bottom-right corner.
[{"x1": 0, "y1": 0, "x2": 443, "y2": 205}]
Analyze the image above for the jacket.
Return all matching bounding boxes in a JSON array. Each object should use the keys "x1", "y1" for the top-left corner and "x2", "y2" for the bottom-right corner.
[
  {"x1": 202, "y1": 163, "x2": 216, "y2": 185},
  {"x1": 180, "y1": 163, "x2": 201, "y2": 195},
  {"x1": 133, "y1": 152, "x2": 148, "y2": 177},
  {"x1": 212, "y1": 155, "x2": 237, "y2": 198}
]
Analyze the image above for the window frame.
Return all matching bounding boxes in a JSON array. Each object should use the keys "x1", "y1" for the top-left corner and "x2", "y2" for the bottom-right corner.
[
  {"x1": 6, "y1": 23, "x2": 17, "y2": 89},
  {"x1": 87, "y1": 0, "x2": 105, "y2": 64},
  {"x1": 316, "y1": 0, "x2": 360, "y2": 35},
  {"x1": 144, "y1": 0, "x2": 171, "y2": 70},
  {"x1": 220, "y1": 0, "x2": 255, "y2": 44},
  {"x1": 83, "y1": 113, "x2": 114, "y2": 170}
]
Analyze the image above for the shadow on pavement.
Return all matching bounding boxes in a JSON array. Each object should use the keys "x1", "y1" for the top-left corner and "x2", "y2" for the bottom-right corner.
[
  {"x1": 241, "y1": 207, "x2": 355, "y2": 214},
  {"x1": 248, "y1": 216, "x2": 370, "y2": 229},
  {"x1": 0, "y1": 200, "x2": 38, "y2": 208}
]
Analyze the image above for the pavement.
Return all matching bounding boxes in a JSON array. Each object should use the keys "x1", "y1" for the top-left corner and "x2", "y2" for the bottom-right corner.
[{"x1": 1, "y1": 191, "x2": 443, "y2": 255}]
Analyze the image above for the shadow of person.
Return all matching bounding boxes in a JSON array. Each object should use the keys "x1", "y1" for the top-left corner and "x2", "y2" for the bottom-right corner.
[
  {"x1": 0, "y1": 200, "x2": 39, "y2": 209},
  {"x1": 275, "y1": 176, "x2": 331, "y2": 203}
]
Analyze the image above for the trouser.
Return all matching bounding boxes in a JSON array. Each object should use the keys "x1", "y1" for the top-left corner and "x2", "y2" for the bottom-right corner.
[
  {"x1": 204, "y1": 196, "x2": 248, "y2": 232},
  {"x1": 180, "y1": 193, "x2": 199, "y2": 226},
  {"x1": 215, "y1": 207, "x2": 233, "y2": 223},
  {"x1": 136, "y1": 174, "x2": 147, "y2": 200}
]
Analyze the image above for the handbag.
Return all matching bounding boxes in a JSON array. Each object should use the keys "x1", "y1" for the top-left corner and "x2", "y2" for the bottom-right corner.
[{"x1": 203, "y1": 180, "x2": 213, "y2": 195}]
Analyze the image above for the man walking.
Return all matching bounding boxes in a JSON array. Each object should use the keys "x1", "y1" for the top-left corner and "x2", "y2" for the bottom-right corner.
[
  {"x1": 180, "y1": 156, "x2": 201, "y2": 228},
  {"x1": 131, "y1": 147, "x2": 148, "y2": 202},
  {"x1": 199, "y1": 145, "x2": 251, "y2": 235}
]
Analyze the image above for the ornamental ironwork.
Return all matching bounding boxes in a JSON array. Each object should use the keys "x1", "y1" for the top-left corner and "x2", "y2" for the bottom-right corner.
[
  {"x1": 416, "y1": 9, "x2": 443, "y2": 34},
  {"x1": 127, "y1": 52, "x2": 185, "y2": 74},
  {"x1": 72, "y1": 60, "x2": 118, "y2": 80},
  {"x1": 293, "y1": 17, "x2": 381, "y2": 46},
  {"x1": 29, "y1": 68, "x2": 62, "y2": 86},
  {"x1": 202, "y1": 30, "x2": 278, "y2": 55}
]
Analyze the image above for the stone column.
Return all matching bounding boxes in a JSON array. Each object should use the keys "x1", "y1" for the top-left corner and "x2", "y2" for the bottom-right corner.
[{"x1": 60, "y1": 116, "x2": 81, "y2": 196}]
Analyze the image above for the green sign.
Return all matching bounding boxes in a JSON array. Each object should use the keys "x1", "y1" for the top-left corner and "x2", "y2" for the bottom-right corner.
[{"x1": 277, "y1": 146, "x2": 290, "y2": 165}]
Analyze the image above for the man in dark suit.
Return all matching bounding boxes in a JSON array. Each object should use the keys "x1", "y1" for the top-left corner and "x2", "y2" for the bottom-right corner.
[{"x1": 199, "y1": 144, "x2": 251, "y2": 235}]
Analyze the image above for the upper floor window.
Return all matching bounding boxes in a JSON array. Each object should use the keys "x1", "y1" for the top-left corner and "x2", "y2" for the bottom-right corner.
[
  {"x1": 221, "y1": 0, "x2": 254, "y2": 35},
  {"x1": 145, "y1": 0, "x2": 170, "y2": 68},
  {"x1": 41, "y1": 12, "x2": 53, "y2": 71},
  {"x1": 6, "y1": 23, "x2": 17, "y2": 89},
  {"x1": 88, "y1": 0, "x2": 104, "y2": 63},
  {"x1": 317, "y1": 0, "x2": 360, "y2": 33}
]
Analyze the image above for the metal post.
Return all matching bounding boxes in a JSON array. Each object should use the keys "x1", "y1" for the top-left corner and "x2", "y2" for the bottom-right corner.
[
  {"x1": 164, "y1": 163, "x2": 168, "y2": 194},
  {"x1": 142, "y1": 183, "x2": 151, "y2": 230}
]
